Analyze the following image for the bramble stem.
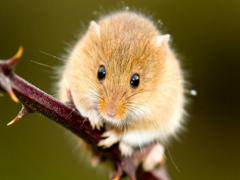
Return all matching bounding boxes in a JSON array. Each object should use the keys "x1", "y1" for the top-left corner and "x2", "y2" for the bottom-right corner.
[{"x1": 0, "y1": 47, "x2": 170, "y2": 180}]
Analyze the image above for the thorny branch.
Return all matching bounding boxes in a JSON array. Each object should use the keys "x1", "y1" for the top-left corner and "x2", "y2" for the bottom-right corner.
[{"x1": 0, "y1": 47, "x2": 171, "y2": 180}]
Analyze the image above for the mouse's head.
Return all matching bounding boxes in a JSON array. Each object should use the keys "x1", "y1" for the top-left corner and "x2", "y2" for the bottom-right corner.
[{"x1": 67, "y1": 12, "x2": 171, "y2": 126}]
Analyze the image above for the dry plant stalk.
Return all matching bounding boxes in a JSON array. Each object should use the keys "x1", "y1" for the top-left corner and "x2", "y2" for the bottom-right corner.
[{"x1": 0, "y1": 47, "x2": 171, "y2": 180}]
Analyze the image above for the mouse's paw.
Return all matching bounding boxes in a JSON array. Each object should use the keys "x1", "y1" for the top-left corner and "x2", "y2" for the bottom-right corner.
[
  {"x1": 98, "y1": 130, "x2": 120, "y2": 149},
  {"x1": 88, "y1": 110, "x2": 103, "y2": 130},
  {"x1": 143, "y1": 143, "x2": 165, "y2": 171},
  {"x1": 119, "y1": 141, "x2": 133, "y2": 157}
]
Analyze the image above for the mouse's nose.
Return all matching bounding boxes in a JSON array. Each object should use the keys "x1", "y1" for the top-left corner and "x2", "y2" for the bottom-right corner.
[{"x1": 106, "y1": 99, "x2": 118, "y2": 118}]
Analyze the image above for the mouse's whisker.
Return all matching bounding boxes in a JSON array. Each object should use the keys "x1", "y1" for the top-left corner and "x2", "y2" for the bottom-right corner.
[
  {"x1": 154, "y1": 139, "x2": 168, "y2": 160},
  {"x1": 68, "y1": 58, "x2": 97, "y2": 78},
  {"x1": 67, "y1": 73, "x2": 100, "y2": 94},
  {"x1": 126, "y1": 89, "x2": 173, "y2": 101},
  {"x1": 66, "y1": 63, "x2": 96, "y2": 85},
  {"x1": 39, "y1": 50, "x2": 65, "y2": 61},
  {"x1": 118, "y1": 85, "x2": 130, "y2": 103},
  {"x1": 66, "y1": 68, "x2": 102, "y2": 96},
  {"x1": 31, "y1": 60, "x2": 57, "y2": 70},
  {"x1": 74, "y1": 90, "x2": 102, "y2": 101},
  {"x1": 127, "y1": 104, "x2": 145, "y2": 115},
  {"x1": 123, "y1": 102, "x2": 152, "y2": 109},
  {"x1": 127, "y1": 105, "x2": 154, "y2": 124},
  {"x1": 42, "y1": 69, "x2": 57, "y2": 75},
  {"x1": 159, "y1": 136, "x2": 180, "y2": 172},
  {"x1": 125, "y1": 89, "x2": 149, "y2": 101},
  {"x1": 100, "y1": 81, "x2": 108, "y2": 97},
  {"x1": 125, "y1": 108, "x2": 141, "y2": 120}
]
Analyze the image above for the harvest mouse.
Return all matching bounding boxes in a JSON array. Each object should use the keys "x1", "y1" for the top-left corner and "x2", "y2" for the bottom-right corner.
[{"x1": 58, "y1": 11, "x2": 185, "y2": 171}]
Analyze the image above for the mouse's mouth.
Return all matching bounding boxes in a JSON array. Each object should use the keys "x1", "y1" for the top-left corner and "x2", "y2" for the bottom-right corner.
[
  {"x1": 99, "y1": 108, "x2": 128, "y2": 126},
  {"x1": 100, "y1": 113, "x2": 121, "y2": 125}
]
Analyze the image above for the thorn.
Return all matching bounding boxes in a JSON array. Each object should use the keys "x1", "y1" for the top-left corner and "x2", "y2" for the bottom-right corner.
[
  {"x1": 111, "y1": 163, "x2": 123, "y2": 180},
  {"x1": 7, "y1": 104, "x2": 35, "y2": 126},
  {"x1": 2, "y1": 81, "x2": 19, "y2": 103},
  {"x1": 7, "y1": 46, "x2": 23, "y2": 65},
  {"x1": 113, "y1": 175, "x2": 120, "y2": 180},
  {"x1": 8, "y1": 90, "x2": 19, "y2": 103},
  {"x1": 7, "y1": 116, "x2": 19, "y2": 126},
  {"x1": 15, "y1": 46, "x2": 23, "y2": 60},
  {"x1": 0, "y1": 46, "x2": 22, "y2": 103}
]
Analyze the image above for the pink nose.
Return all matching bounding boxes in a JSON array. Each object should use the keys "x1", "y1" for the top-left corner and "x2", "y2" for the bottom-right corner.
[{"x1": 107, "y1": 112, "x2": 117, "y2": 118}]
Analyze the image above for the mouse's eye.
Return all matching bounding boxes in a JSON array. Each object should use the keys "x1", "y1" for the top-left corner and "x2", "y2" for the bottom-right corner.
[
  {"x1": 130, "y1": 74, "x2": 140, "y2": 88},
  {"x1": 98, "y1": 65, "x2": 106, "y2": 80}
]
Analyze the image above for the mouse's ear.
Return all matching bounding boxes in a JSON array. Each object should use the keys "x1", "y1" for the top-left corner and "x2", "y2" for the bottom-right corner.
[
  {"x1": 156, "y1": 34, "x2": 171, "y2": 59},
  {"x1": 89, "y1": 21, "x2": 100, "y2": 35},
  {"x1": 156, "y1": 34, "x2": 170, "y2": 48}
]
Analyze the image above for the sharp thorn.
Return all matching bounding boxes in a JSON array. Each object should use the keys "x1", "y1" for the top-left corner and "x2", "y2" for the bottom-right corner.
[
  {"x1": 7, "y1": 120, "x2": 15, "y2": 126},
  {"x1": 4, "y1": 84, "x2": 19, "y2": 103},
  {"x1": 111, "y1": 163, "x2": 123, "y2": 180},
  {"x1": 7, "y1": 105, "x2": 35, "y2": 126},
  {"x1": 7, "y1": 46, "x2": 23, "y2": 66},
  {"x1": 15, "y1": 46, "x2": 23, "y2": 60},
  {"x1": 113, "y1": 175, "x2": 120, "y2": 180},
  {"x1": 7, "y1": 116, "x2": 19, "y2": 126},
  {"x1": 8, "y1": 90, "x2": 19, "y2": 103}
]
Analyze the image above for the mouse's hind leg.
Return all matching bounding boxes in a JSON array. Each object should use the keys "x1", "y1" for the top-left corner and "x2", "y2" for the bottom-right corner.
[{"x1": 142, "y1": 143, "x2": 165, "y2": 171}]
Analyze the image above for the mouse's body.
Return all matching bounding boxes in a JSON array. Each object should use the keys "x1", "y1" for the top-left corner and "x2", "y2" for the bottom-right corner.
[{"x1": 58, "y1": 11, "x2": 185, "y2": 170}]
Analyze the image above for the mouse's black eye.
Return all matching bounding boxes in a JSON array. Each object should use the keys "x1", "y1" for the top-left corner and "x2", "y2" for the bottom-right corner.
[
  {"x1": 98, "y1": 65, "x2": 106, "y2": 80},
  {"x1": 130, "y1": 74, "x2": 140, "y2": 88}
]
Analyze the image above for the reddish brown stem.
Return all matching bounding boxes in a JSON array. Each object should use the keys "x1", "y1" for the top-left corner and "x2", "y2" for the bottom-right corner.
[{"x1": 0, "y1": 48, "x2": 170, "y2": 180}]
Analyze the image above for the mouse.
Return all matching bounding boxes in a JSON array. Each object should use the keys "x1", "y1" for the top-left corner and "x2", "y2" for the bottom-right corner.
[{"x1": 58, "y1": 11, "x2": 186, "y2": 171}]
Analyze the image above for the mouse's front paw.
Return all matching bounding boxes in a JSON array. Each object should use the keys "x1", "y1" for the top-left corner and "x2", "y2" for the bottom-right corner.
[
  {"x1": 119, "y1": 141, "x2": 133, "y2": 157},
  {"x1": 88, "y1": 110, "x2": 103, "y2": 130},
  {"x1": 98, "y1": 130, "x2": 120, "y2": 149}
]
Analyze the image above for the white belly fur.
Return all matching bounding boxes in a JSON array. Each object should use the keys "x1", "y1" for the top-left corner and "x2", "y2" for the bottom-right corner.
[{"x1": 121, "y1": 130, "x2": 162, "y2": 147}]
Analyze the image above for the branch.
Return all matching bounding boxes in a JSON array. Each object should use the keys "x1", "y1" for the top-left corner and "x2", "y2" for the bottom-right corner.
[{"x1": 0, "y1": 47, "x2": 171, "y2": 180}]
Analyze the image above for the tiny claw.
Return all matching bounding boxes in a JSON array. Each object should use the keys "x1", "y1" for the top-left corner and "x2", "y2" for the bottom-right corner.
[{"x1": 8, "y1": 90, "x2": 19, "y2": 103}]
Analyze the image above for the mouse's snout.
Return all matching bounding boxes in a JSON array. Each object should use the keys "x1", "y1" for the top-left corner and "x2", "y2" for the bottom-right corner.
[
  {"x1": 99, "y1": 90, "x2": 127, "y2": 123},
  {"x1": 106, "y1": 98, "x2": 118, "y2": 118},
  {"x1": 107, "y1": 97, "x2": 123, "y2": 120}
]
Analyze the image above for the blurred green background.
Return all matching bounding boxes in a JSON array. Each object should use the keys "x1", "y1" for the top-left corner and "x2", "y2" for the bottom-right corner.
[{"x1": 1, "y1": 0, "x2": 240, "y2": 180}]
